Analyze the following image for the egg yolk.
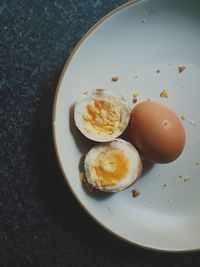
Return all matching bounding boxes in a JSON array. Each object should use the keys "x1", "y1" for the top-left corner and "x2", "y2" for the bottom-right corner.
[
  {"x1": 82, "y1": 100, "x2": 121, "y2": 135},
  {"x1": 91, "y1": 149, "x2": 129, "y2": 186}
]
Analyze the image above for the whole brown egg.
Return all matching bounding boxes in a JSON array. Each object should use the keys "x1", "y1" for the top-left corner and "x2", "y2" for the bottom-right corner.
[{"x1": 129, "y1": 101, "x2": 185, "y2": 163}]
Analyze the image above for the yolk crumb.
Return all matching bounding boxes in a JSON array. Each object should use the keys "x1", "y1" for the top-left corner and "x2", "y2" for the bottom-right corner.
[
  {"x1": 132, "y1": 91, "x2": 139, "y2": 103},
  {"x1": 133, "y1": 91, "x2": 139, "y2": 98},
  {"x1": 160, "y1": 89, "x2": 169, "y2": 98}
]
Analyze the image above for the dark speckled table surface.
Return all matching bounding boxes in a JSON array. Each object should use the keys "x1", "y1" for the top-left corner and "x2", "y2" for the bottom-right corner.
[{"x1": 1, "y1": 0, "x2": 200, "y2": 266}]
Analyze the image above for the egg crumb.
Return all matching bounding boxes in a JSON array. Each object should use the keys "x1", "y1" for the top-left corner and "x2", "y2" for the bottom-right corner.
[
  {"x1": 181, "y1": 116, "x2": 186, "y2": 121},
  {"x1": 132, "y1": 91, "x2": 139, "y2": 103},
  {"x1": 111, "y1": 76, "x2": 119, "y2": 81},
  {"x1": 132, "y1": 189, "x2": 141, "y2": 198},
  {"x1": 183, "y1": 177, "x2": 190, "y2": 182},
  {"x1": 178, "y1": 66, "x2": 186, "y2": 73},
  {"x1": 160, "y1": 89, "x2": 169, "y2": 98},
  {"x1": 179, "y1": 175, "x2": 190, "y2": 182},
  {"x1": 133, "y1": 91, "x2": 139, "y2": 98}
]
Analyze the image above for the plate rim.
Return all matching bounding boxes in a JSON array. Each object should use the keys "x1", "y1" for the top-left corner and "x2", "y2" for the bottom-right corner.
[{"x1": 52, "y1": 0, "x2": 200, "y2": 253}]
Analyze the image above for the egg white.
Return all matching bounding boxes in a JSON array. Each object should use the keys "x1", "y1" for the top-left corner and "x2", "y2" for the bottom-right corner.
[
  {"x1": 84, "y1": 139, "x2": 142, "y2": 192},
  {"x1": 74, "y1": 89, "x2": 131, "y2": 142}
]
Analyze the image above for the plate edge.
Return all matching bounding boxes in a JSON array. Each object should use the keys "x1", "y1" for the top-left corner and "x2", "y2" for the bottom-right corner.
[{"x1": 51, "y1": 0, "x2": 200, "y2": 253}]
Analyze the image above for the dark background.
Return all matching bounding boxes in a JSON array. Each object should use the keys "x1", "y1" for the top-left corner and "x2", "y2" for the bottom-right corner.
[{"x1": 1, "y1": 0, "x2": 200, "y2": 266}]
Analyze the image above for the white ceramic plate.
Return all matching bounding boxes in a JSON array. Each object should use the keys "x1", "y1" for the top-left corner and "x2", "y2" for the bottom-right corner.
[{"x1": 53, "y1": 0, "x2": 200, "y2": 252}]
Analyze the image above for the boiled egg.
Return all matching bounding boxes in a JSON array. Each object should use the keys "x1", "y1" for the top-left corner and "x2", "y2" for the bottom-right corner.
[
  {"x1": 129, "y1": 101, "x2": 186, "y2": 163},
  {"x1": 74, "y1": 89, "x2": 131, "y2": 142},
  {"x1": 84, "y1": 139, "x2": 142, "y2": 192}
]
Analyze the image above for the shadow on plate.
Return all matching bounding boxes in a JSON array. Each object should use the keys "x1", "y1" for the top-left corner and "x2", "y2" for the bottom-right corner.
[{"x1": 141, "y1": 160, "x2": 155, "y2": 176}]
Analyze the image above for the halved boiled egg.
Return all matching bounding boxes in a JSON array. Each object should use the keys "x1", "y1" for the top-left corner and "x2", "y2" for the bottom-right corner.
[
  {"x1": 74, "y1": 89, "x2": 131, "y2": 142},
  {"x1": 84, "y1": 139, "x2": 142, "y2": 192}
]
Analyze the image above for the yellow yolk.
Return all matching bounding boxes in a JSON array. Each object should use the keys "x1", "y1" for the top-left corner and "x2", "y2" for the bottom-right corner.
[
  {"x1": 160, "y1": 89, "x2": 169, "y2": 98},
  {"x1": 82, "y1": 100, "x2": 121, "y2": 135},
  {"x1": 91, "y1": 149, "x2": 129, "y2": 186}
]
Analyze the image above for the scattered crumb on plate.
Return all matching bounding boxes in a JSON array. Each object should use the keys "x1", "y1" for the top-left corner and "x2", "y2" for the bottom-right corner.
[
  {"x1": 141, "y1": 18, "x2": 146, "y2": 23},
  {"x1": 156, "y1": 69, "x2": 160, "y2": 74},
  {"x1": 181, "y1": 115, "x2": 186, "y2": 121},
  {"x1": 160, "y1": 89, "x2": 169, "y2": 98},
  {"x1": 147, "y1": 97, "x2": 153, "y2": 101},
  {"x1": 163, "y1": 184, "x2": 167, "y2": 187},
  {"x1": 134, "y1": 75, "x2": 138, "y2": 79},
  {"x1": 132, "y1": 91, "x2": 139, "y2": 103},
  {"x1": 133, "y1": 91, "x2": 139, "y2": 98},
  {"x1": 132, "y1": 189, "x2": 141, "y2": 198},
  {"x1": 196, "y1": 161, "x2": 200, "y2": 166},
  {"x1": 179, "y1": 175, "x2": 190, "y2": 182},
  {"x1": 168, "y1": 199, "x2": 172, "y2": 203},
  {"x1": 178, "y1": 66, "x2": 186, "y2": 73},
  {"x1": 111, "y1": 76, "x2": 119, "y2": 81}
]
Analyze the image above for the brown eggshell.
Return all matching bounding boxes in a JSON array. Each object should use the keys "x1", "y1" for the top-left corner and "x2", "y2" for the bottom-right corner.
[{"x1": 129, "y1": 101, "x2": 186, "y2": 163}]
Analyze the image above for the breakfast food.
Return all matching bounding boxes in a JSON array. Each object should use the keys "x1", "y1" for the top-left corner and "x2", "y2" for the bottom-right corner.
[
  {"x1": 160, "y1": 89, "x2": 169, "y2": 98},
  {"x1": 129, "y1": 101, "x2": 185, "y2": 163},
  {"x1": 178, "y1": 66, "x2": 186, "y2": 73},
  {"x1": 74, "y1": 89, "x2": 131, "y2": 142},
  {"x1": 111, "y1": 76, "x2": 119, "y2": 81},
  {"x1": 131, "y1": 189, "x2": 141, "y2": 198},
  {"x1": 132, "y1": 91, "x2": 139, "y2": 104},
  {"x1": 84, "y1": 139, "x2": 142, "y2": 192}
]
